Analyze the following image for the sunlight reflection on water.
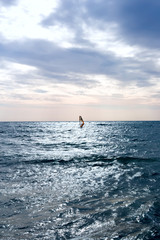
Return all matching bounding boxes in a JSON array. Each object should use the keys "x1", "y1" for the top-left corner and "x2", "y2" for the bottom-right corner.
[{"x1": 0, "y1": 121, "x2": 160, "y2": 239}]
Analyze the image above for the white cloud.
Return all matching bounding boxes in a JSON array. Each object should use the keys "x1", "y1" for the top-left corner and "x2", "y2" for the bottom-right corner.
[
  {"x1": 0, "y1": 0, "x2": 74, "y2": 45},
  {"x1": 1, "y1": 61, "x2": 159, "y2": 111},
  {"x1": 82, "y1": 24, "x2": 140, "y2": 58}
]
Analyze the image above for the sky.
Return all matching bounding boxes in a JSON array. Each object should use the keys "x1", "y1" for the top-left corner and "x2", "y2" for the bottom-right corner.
[{"x1": 0, "y1": 0, "x2": 160, "y2": 121}]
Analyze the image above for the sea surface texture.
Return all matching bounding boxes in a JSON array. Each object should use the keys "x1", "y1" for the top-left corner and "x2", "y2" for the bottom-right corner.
[{"x1": 0, "y1": 121, "x2": 160, "y2": 240}]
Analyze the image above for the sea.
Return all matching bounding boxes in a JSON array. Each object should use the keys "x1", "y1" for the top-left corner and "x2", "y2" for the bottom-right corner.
[{"x1": 0, "y1": 121, "x2": 160, "y2": 240}]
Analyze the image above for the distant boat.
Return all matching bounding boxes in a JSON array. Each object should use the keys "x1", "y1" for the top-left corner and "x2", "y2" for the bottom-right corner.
[{"x1": 79, "y1": 116, "x2": 84, "y2": 128}]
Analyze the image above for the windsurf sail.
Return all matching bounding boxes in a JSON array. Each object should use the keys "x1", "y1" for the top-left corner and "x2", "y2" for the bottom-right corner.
[{"x1": 79, "y1": 116, "x2": 84, "y2": 128}]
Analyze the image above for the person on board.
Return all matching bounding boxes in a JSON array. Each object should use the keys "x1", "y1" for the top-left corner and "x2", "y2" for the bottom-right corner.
[{"x1": 79, "y1": 116, "x2": 84, "y2": 128}]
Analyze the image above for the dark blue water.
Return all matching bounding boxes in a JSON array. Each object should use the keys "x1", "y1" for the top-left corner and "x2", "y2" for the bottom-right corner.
[{"x1": 0, "y1": 121, "x2": 160, "y2": 240}]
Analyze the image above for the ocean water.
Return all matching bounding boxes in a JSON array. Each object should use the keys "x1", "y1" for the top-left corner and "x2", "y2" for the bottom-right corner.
[{"x1": 0, "y1": 121, "x2": 160, "y2": 240}]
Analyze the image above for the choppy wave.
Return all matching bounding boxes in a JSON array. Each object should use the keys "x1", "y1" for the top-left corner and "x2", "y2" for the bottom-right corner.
[{"x1": 0, "y1": 121, "x2": 160, "y2": 239}]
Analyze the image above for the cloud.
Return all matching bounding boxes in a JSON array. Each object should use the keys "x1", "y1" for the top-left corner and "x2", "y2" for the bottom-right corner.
[
  {"x1": 0, "y1": 38, "x2": 117, "y2": 82},
  {"x1": 113, "y1": 0, "x2": 160, "y2": 49},
  {"x1": 0, "y1": 0, "x2": 17, "y2": 6},
  {"x1": 38, "y1": 0, "x2": 160, "y2": 88},
  {"x1": 34, "y1": 89, "x2": 48, "y2": 94},
  {"x1": 1, "y1": 36, "x2": 160, "y2": 90},
  {"x1": 41, "y1": 0, "x2": 160, "y2": 50},
  {"x1": 0, "y1": 0, "x2": 160, "y2": 120},
  {"x1": 86, "y1": 0, "x2": 160, "y2": 48},
  {"x1": 41, "y1": 0, "x2": 84, "y2": 28}
]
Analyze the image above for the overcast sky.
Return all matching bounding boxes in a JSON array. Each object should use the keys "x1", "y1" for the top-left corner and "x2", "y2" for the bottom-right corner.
[{"x1": 0, "y1": 0, "x2": 160, "y2": 121}]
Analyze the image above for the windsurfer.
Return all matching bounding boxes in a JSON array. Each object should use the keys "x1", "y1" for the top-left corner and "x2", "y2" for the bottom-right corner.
[{"x1": 79, "y1": 116, "x2": 84, "y2": 128}]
